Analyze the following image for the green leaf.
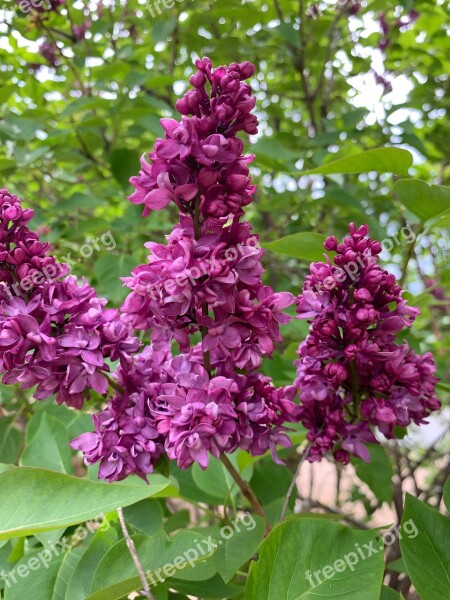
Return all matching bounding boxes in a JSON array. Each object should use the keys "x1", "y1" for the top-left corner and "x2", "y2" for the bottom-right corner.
[
  {"x1": 65, "y1": 528, "x2": 119, "y2": 600},
  {"x1": 0, "y1": 158, "x2": 16, "y2": 172},
  {"x1": 394, "y1": 179, "x2": 450, "y2": 221},
  {"x1": 265, "y1": 232, "x2": 326, "y2": 261},
  {"x1": 3, "y1": 548, "x2": 64, "y2": 600},
  {"x1": 55, "y1": 192, "x2": 103, "y2": 212},
  {"x1": 109, "y1": 148, "x2": 141, "y2": 191},
  {"x1": 93, "y1": 252, "x2": 139, "y2": 304},
  {"x1": 0, "y1": 468, "x2": 176, "y2": 539},
  {"x1": 353, "y1": 444, "x2": 393, "y2": 504},
  {"x1": 86, "y1": 531, "x2": 216, "y2": 600},
  {"x1": 192, "y1": 457, "x2": 246, "y2": 501},
  {"x1": 21, "y1": 414, "x2": 72, "y2": 473},
  {"x1": 380, "y1": 585, "x2": 400, "y2": 599},
  {"x1": 210, "y1": 515, "x2": 266, "y2": 583},
  {"x1": 400, "y1": 494, "x2": 450, "y2": 600},
  {"x1": 52, "y1": 543, "x2": 87, "y2": 600},
  {"x1": 123, "y1": 499, "x2": 164, "y2": 536},
  {"x1": 0, "y1": 417, "x2": 21, "y2": 464},
  {"x1": 303, "y1": 147, "x2": 413, "y2": 175},
  {"x1": 169, "y1": 574, "x2": 244, "y2": 598},
  {"x1": 245, "y1": 518, "x2": 385, "y2": 599}
]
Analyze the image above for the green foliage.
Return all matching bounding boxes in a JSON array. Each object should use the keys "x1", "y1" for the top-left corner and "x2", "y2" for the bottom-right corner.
[
  {"x1": 0, "y1": 1, "x2": 449, "y2": 598},
  {"x1": 303, "y1": 147, "x2": 413, "y2": 175},
  {"x1": 0, "y1": 468, "x2": 175, "y2": 539},
  {"x1": 400, "y1": 494, "x2": 450, "y2": 600},
  {"x1": 246, "y1": 518, "x2": 385, "y2": 599}
]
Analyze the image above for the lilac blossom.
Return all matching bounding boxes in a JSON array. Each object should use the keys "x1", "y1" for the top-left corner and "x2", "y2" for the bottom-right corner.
[
  {"x1": 294, "y1": 224, "x2": 440, "y2": 464},
  {"x1": 0, "y1": 189, "x2": 140, "y2": 409}
]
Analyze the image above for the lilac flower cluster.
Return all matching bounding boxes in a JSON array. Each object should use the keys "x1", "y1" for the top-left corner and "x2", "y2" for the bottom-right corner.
[
  {"x1": 71, "y1": 342, "x2": 298, "y2": 481},
  {"x1": 0, "y1": 189, "x2": 139, "y2": 409},
  {"x1": 124, "y1": 59, "x2": 293, "y2": 364},
  {"x1": 129, "y1": 58, "x2": 257, "y2": 219},
  {"x1": 71, "y1": 59, "x2": 301, "y2": 479},
  {"x1": 294, "y1": 224, "x2": 440, "y2": 464}
]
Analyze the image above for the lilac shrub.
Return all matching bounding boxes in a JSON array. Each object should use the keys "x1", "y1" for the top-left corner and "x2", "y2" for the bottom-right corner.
[
  {"x1": 70, "y1": 58, "x2": 301, "y2": 480},
  {"x1": 0, "y1": 61, "x2": 440, "y2": 484}
]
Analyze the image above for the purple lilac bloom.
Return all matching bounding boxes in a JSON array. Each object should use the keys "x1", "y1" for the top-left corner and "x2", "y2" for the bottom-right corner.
[
  {"x1": 38, "y1": 41, "x2": 60, "y2": 67},
  {"x1": 294, "y1": 224, "x2": 440, "y2": 464},
  {"x1": 0, "y1": 189, "x2": 140, "y2": 408},
  {"x1": 71, "y1": 59, "x2": 300, "y2": 478},
  {"x1": 71, "y1": 342, "x2": 300, "y2": 481},
  {"x1": 129, "y1": 58, "x2": 257, "y2": 219}
]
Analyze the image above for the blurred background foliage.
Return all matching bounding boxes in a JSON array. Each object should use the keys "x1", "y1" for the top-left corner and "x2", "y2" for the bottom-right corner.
[
  {"x1": 0, "y1": 2, "x2": 449, "y2": 598},
  {"x1": 0, "y1": 0, "x2": 448, "y2": 387}
]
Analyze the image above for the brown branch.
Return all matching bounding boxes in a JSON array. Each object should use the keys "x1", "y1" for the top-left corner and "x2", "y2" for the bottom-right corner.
[
  {"x1": 117, "y1": 507, "x2": 154, "y2": 599},
  {"x1": 280, "y1": 442, "x2": 311, "y2": 521},
  {"x1": 105, "y1": 373, "x2": 125, "y2": 395},
  {"x1": 220, "y1": 455, "x2": 271, "y2": 534}
]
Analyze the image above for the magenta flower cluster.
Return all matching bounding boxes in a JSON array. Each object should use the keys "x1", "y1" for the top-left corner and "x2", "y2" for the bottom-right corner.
[
  {"x1": 0, "y1": 189, "x2": 139, "y2": 409},
  {"x1": 0, "y1": 60, "x2": 440, "y2": 483},
  {"x1": 71, "y1": 58, "x2": 301, "y2": 480},
  {"x1": 71, "y1": 342, "x2": 298, "y2": 481},
  {"x1": 294, "y1": 224, "x2": 440, "y2": 464}
]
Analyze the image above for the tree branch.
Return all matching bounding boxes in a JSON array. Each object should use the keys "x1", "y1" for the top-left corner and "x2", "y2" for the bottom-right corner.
[
  {"x1": 280, "y1": 442, "x2": 311, "y2": 521},
  {"x1": 117, "y1": 507, "x2": 154, "y2": 599},
  {"x1": 220, "y1": 455, "x2": 271, "y2": 534}
]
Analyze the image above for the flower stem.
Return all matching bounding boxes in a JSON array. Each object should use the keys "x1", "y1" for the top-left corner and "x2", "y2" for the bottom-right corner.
[
  {"x1": 220, "y1": 455, "x2": 271, "y2": 534},
  {"x1": 117, "y1": 507, "x2": 154, "y2": 600},
  {"x1": 192, "y1": 196, "x2": 211, "y2": 375},
  {"x1": 279, "y1": 442, "x2": 311, "y2": 522},
  {"x1": 105, "y1": 372, "x2": 124, "y2": 395}
]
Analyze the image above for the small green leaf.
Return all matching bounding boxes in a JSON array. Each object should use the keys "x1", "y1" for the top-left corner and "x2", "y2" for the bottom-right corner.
[
  {"x1": 21, "y1": 414, "x2": 72, "y2": 473},
  {"x1": 192, "y1": 457, "x2": 239, "y2": 501},
  {"x1": 52, "y1": 544, "x2": 87, "y2": 600},
  {"x1": 123, "y1": 499, "x2": 164, "y2": 536},
  {"x1": 303, "y1": 147, "x2": 413, "y2": 175},
  {"x1": 444, "y1": 477, "x2": 450, "y2": 513},
  {"x1": 109, "y1": 148, "x2": 141, "y2": 191},
  {"x1": 353, "y1": 444, "x2": 393, "y2": 504},
  {"x1": 265, "y1": 232, "x2": 326, "y2": 261},
  {"x1": 0, "y1": 158, "x2": 16, "y2": 172},
  {"x1": 380, "y1": 585, "x2": 400, "y2": 599},
  {"x1": 169, "y1": 574, "x2": 244, "y2": 598},
  {"x1": 86, "y1": 531, "x2": 216, "y2": 600},
  {"x1": 66, "y1": 528, "x2": 119, "y2": 600},
  {"x1": 0, "y1": 417, "x2": 21, "y2": 464},
  {"x1": 400, "y1": 494, "x2": 450, "y2": 600},
  {"x1": 210, "y1": 515, "x2": 266, "y2": 583}
]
